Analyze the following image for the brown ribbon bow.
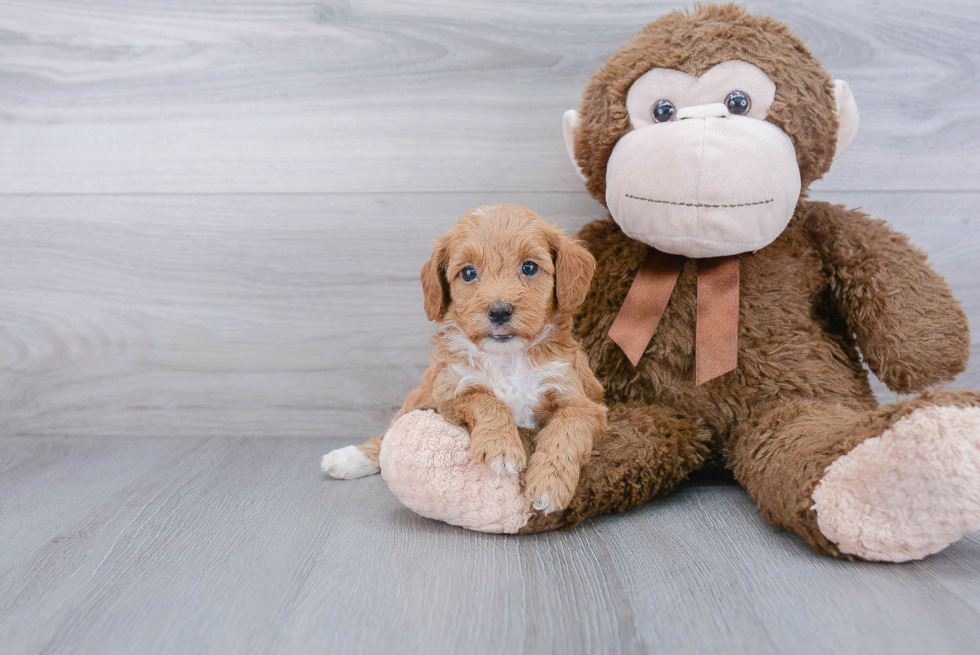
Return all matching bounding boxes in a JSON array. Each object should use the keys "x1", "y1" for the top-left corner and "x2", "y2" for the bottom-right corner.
[{"x1": 608, "y1": 249, "x2": 740, "y2": 385}]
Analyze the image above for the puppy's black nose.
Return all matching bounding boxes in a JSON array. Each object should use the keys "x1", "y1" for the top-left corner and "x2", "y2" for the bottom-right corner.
[{"x1": 488, "y1": 303, "x2": 514, "y2": 325}]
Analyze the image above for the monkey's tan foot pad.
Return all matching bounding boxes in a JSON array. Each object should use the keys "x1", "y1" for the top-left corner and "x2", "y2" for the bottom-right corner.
[
  {"x1": 812, "y1": 406, "x2": 980, "y2": 562},
  {"x1": 380, "y1": 410, "x2": 533, "y2": 533}
]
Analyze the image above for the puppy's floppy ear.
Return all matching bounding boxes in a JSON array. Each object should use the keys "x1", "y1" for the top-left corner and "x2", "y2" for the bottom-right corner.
[
  {"x1": 420, "y1": 239, "x2": 451, "y2": 322},
  {"x1": 547, "y1": 228, "x2": 595, "y2": 313}
]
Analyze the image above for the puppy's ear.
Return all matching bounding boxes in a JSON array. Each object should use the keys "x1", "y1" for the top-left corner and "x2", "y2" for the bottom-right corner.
[
  {"x1": 420, "y1": 240, "x2": 450, "y2": 322},
  {"x1": 548, "y1": 229, "x2": 595, "y2": 313}
]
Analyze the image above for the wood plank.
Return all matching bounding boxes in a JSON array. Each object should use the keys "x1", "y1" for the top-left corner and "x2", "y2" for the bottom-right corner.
[
  {"x1": 0, "y1": 0, "x2": 977, "y2": 194},
  {"x1": 0, "y1": 191, "x2": 976, "y2": 438},
  {"x1": 0, "y1": 436, "x2": 205, "y2": 565},
  {"x1": 0, "y1": 436, "x2": 977, "y2": 654}
]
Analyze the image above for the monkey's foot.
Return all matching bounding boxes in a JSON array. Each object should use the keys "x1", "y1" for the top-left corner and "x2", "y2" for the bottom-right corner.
[
  {"x1": 379, "y1": 410, "x2": 533, "y2": 533},
  {"x1": 812, "y1": 406, "x2": 980, "y2": 562}
]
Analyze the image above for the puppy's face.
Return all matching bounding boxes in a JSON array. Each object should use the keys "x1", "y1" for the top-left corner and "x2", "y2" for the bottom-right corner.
[
  {"x1": 421, "y1": 204, "x2": 595, "y2": 354},
  {"x1": 445, "y1": 216, "x2": 555, "y2": 355}
]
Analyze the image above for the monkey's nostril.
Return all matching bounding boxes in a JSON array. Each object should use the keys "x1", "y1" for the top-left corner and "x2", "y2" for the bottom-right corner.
[{"x1": 488, "y1": 303, "x2": 514, "y2": 325}]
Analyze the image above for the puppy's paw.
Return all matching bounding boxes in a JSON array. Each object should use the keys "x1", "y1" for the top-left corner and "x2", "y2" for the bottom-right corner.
[
  {"x1": 489, "y1": 455, "x2": 521, "y2": 477},
  {"x1": 321, "y1": 445, "x2": 381, "y2": 479},
  {"x1": 523, "y1": 454, "x2": 578, "y2": 514},
  {"x1": 470, "y1": 426, "x2": 526, "y2": 476},
  {"x1": 530, "y1": 491, "x2": 557, "y2": 514}
]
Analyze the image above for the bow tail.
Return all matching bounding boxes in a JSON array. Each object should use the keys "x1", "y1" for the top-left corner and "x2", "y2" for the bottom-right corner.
[
  {"x1": 608, "y1": 249, "x2": 684, "y2": 367},
  {"x1": 695, "y1": 256, "x2": 740, "y2": 385}
]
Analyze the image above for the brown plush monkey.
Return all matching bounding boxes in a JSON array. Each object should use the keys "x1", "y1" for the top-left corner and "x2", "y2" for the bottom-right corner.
[{"x1": 356, "y1": 4, "x2": 980, "y2": 561}]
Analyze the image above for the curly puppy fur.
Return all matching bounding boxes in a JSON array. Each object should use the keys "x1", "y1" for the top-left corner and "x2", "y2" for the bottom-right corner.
[
  {"x1": 519, "y1": 5, "x2": 977, "y2": 559},
  {"x1": 325, "y1": 204, "x2": 608, "y2": 515}
]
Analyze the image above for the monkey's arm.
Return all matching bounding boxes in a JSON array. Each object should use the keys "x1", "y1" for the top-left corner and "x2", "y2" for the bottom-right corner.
[{"x1": 804, "y1": 201, "x2": 970, "y2": 394}]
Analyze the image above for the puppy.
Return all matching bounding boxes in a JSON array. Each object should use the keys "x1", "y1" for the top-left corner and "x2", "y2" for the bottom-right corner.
[{"x1": 321, "y1": 204, "x2": 608, "y2": 514}]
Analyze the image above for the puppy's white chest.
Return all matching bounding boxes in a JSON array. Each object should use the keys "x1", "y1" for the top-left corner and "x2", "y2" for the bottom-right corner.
[{"x1": 454, "y1": 353, "x2": 566, "y2": 430}]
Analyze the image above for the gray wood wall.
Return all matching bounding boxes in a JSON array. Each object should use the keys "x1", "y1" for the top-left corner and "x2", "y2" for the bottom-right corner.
[{"x1": 1, "y1": 0, "x2": 978, "y2": 438}]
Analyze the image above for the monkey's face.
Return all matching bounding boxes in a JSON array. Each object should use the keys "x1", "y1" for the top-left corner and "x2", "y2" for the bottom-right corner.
[
  {"x1": 603, "y1": 61, "x2": 801, "y2": 258},
  {"x1": 563, "y1": 17, "x2": 860, "y2": 260}
]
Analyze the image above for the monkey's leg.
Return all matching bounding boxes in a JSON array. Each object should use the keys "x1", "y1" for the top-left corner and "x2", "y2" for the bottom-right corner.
[
  {"x1": 518, "y1": 402, "x2": 714, "y2": 534},
  {"x1": 728, "y1": 390, "x2": 980, "y2": 561}
]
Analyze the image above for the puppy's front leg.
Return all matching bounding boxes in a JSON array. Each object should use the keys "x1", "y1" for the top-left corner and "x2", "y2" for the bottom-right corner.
[
  {"x1": 455, "y1": 390, "x2": 526, "y2": 476},
  {"x1": 524, "y1": 399, "x2": 606, "y2": 514}
]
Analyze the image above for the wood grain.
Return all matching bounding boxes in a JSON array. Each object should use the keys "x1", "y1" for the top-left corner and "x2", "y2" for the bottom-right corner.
[
  {"x1": 0, "y1": 0, "x2": 977, "y2": 194},
  {"x1": 0, "y1": 191, "x2": 976, "y2": 438},
  {"x1": 0, "y1": 192, "x2": 599, "y2": 438},
  {"x1": 1, "y1": 436, "x2": 977, "y2": 654}
]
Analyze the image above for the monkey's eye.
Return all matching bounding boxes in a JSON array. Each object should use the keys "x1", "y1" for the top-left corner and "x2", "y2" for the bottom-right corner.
[
  {"x1": 521, "y1": 261, "x2": 539, "y2": 277},
  {"x1": 651, "y1": 100, "x2": 676, "y2": 123},
  {"x1": 724, "y1": 90, "x2": 751, "y2": 116},
  {"x1": 460, "y1": 266, "x2": 478, "y2": 282}
]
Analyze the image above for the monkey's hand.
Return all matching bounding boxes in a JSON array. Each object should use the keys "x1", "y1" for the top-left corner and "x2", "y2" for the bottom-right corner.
[{"x1": 805, "y1": 201, "x2": 970, "y2": 393}]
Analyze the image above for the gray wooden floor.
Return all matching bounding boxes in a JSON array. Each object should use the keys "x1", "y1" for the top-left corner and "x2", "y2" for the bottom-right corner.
[{"x1": 2, "y1": 1, "x2": 980, "y2": 653}]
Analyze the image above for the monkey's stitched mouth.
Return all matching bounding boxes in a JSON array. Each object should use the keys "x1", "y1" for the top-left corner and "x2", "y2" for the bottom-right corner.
[{"x1": 626, "y1": 194, "x2": 774, "y2": 208}]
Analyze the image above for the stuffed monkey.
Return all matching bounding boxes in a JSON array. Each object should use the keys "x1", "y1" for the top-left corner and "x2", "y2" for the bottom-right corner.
[{"x1": 365, "y1": 4, "x2": 980, "y2": 562}]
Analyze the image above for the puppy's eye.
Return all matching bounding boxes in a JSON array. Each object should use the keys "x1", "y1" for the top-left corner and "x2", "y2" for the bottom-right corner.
[
  {"x1": 521, "y1": 261, "x2": 539, "y2": 277},
  {"x1": 460, "y1": 265, "x2": 478, "y2": 282}
]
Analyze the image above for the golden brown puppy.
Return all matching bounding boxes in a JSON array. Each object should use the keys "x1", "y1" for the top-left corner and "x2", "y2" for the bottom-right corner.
[{"x1": 322, "y1": 203, "x2": 608, "y2": 513}]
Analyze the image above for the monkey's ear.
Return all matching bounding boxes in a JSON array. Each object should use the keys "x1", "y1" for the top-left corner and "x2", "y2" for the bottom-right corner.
[
  {"x1": 562, "y1": 109, "x2": 587, "y2": 181},
  {"x1": 833, "y1": 80, "x2": 859, "y2": 160},
  {"x1": 549, "y1": 229, "x2": 595, "y2": 313},
  {"x1": 420, "y1": 241, "x2": 450, "y2": 322}
]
